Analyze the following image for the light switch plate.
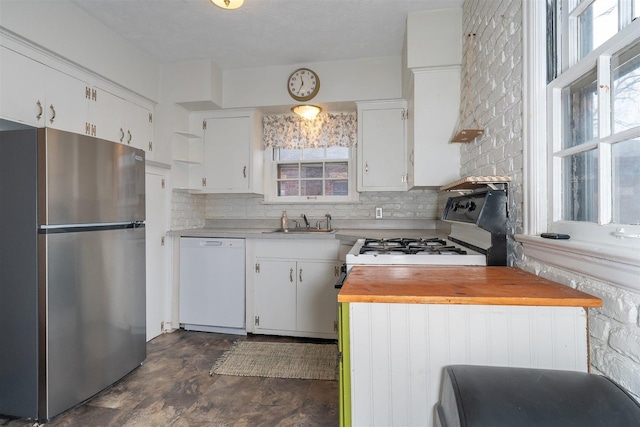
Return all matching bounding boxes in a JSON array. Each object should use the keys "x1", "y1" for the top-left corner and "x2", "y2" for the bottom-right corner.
[{"x1": 375, "y1": 207, "x2": 383, "y2": 219}]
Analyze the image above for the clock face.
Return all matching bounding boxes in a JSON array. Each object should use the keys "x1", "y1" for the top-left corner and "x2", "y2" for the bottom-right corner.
[{"x1": 287, "y1": 68, "x2": 320, "y2": 102}]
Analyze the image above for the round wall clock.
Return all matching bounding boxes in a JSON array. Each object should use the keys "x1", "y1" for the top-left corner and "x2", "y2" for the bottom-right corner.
[{"x1": 287, "y1": 68, "x2": 320, "y2": 102}]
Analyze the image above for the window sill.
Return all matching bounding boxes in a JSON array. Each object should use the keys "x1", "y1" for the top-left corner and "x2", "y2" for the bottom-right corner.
[{"x1": 514, "y1": 234, "x2": 640, "y2": 292}]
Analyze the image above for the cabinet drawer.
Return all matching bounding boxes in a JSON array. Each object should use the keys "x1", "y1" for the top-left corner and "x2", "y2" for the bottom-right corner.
[{"x1": 255, "y1": 239, "x2": 339, "y2": 260}]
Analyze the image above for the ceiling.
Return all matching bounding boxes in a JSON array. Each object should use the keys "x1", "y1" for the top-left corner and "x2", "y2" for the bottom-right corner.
[{"x1": 70, "y1": 0, "x2": 463, "y2": 70}]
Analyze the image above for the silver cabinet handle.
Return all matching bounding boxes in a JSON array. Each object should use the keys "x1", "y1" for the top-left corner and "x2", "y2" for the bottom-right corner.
[
  {"x1": 36, "y1": 100, "x2": 43, "y2": 120},
  {"x1": 365, "y1": 162, "x2": 369, "y2": 174},
  {"x1": 299, "y1": 268, "x2": 303, "y2": 282},
  {"x1": 49, "y1": 104, "x2": 56, "y2": 123},
  {"x1": 289, "y1": 268, "x2": 294, "y2": 283},
  {"x1": 127, "y1": 130, "x2": 132, "y2": 144},
  {"x1": 120, "y1": 128, "x2": 125, "y2": 142},
  {"x1": 243, "y1": 165, "x2": 247, "y2": 178}
]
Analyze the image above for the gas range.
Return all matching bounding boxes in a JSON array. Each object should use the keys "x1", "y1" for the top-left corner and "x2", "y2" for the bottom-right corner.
[
  {"x1": 345, "y1": 186, "x2": 508, "y2": 270},
  {"x1": 346, "y1": 237, "x2": 487, "y2": 268}
]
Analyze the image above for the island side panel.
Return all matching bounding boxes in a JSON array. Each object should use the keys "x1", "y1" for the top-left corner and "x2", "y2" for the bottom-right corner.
[{"x1": 348, "y1": 302, "x2": 589, "y2": 427}]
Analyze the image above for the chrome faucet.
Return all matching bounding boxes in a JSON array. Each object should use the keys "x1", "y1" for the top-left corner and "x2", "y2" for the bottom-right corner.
[
  {"x1": 302, "y1": 214, "x2": 310, "y2": 228},
  {"x1": 316, "y1": 214, "x2": 332, "y2": 230}
]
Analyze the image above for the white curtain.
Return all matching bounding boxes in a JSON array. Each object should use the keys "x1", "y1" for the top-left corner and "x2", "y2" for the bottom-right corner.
[{"x1": 263, "y1": 112, "x2": 357, "y2": 149}]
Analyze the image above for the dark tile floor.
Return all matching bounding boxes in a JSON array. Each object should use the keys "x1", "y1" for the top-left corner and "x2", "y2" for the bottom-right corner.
[{"x1": 0, "y1": 331, "x2": 339, "y2": 426}]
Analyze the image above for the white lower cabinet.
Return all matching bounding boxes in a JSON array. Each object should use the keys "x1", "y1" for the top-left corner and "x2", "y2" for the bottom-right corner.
[{"x1": 253, "y1": 240, "x2": 340, "y2": 339}]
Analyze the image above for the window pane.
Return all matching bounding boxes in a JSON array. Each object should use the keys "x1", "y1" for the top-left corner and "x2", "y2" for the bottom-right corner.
[
  {"x1": 325, "y1": 162, "x2": 348, "y2": 179},
  {"x1": 301, "y1": 163, "x2": 323, "y2": 178},
  {"x1": 562, "y1": 150, "x2": 599, "y2": 222},
  {"x1": 635, "y1": 0, "x2": 640, "y2": 20},
  {"x1": 612, "y1": 42, "x2": 640, "y2": 133},
  {"x1": 562, "y1": 69, "x2": 598, "y2": 148},
  {"x1": 302, "y1": 148, "x2": 325, "y2": 160},
  {"x1": 325, "y1": 146, "x2": 349, "y2": 160},
  {"x1": 578, "y1": 0, "x2": 618, "y2": 60},
  {"x1": 278, "y1": 181, "x2": 299, "y2": 197},
  {"x1": 326, "y1": 180, "x2": 348, "y2": 196},
  {"x1": 612, "y1": 139, "x2": 640, "y2": 224},
  {"x1": 301, "y1": 180, "x2": 323, "y2": 196},
  {"x1": 277, "y1": 148, "x2": 301, "y2": 161},
  {"x1": 278, "y1": 164, "x2": 299, "y2": 179}
]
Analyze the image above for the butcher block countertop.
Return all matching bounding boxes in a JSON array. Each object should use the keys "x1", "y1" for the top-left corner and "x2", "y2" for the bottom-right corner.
[{"x1": 338, "y1": 266, "x2": 602, "y2": 307}]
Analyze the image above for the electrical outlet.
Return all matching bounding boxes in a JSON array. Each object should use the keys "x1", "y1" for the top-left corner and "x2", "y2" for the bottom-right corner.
[{"x1": 375, "y1": 207, "x2": 383, "y2": 219}]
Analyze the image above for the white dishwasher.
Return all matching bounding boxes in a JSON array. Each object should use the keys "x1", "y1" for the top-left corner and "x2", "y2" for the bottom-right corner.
[{"x1": 179, "y1": 237, "x2": 245, "y2": 334}]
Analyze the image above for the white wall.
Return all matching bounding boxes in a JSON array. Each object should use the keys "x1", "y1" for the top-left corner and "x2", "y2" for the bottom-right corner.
[
  {"x1": 223, "y1": 56, "x2": 402, "y2": 109},
  {"x1": 0, "y1": 0, "x2": 160, "y2": 101},
  {"x1": 461, "y1": 0, "x2": 640, "y2": 399}
]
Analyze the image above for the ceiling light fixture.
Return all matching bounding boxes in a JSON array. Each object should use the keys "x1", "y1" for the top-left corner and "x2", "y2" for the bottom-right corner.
[
  {"x1": 211, "y1": 0, "x2": 244, "y2": 10},
  {"x1": 291, "y1": 105, "x2": 322, "y2": 120}
]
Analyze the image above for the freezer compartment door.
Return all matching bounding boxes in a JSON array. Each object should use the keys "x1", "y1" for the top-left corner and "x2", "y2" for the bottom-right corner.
[
  {"x1": 40, "y1": 226, "x2": 146, "y2": 419},
  {"x1": 39, "y1": 128, "x2": 145, "y2": 225}
]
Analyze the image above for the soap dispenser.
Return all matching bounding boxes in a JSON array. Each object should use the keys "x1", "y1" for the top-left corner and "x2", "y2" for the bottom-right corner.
[{"x1": 281, "y1": 210, "x2": 289, "y2": 231}]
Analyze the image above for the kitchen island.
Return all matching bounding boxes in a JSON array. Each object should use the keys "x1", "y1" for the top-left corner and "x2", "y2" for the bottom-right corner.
[{"x1": 338, "y1": 266, "x2": 602, "y2": 427}]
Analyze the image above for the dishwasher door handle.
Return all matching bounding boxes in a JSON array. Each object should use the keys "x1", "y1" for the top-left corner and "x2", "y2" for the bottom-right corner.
[{"x1": 201, "y1": 241, "x2": 223, "y2": 246}]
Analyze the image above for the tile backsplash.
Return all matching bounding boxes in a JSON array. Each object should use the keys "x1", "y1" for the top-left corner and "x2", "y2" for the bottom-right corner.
[{"x1": 171, "y1": 188, "x2": 443, "y2": 230}]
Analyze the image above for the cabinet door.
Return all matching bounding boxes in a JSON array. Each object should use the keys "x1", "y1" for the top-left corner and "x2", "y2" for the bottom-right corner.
[
  {"x1": 90, "y1": 88, "x2": 125, "y2": 143},
  {"x1": 44, "y1": 67, "x2": 89, "y2": 135},
  {"x1": 0, "y1": 46, "x2": 46, "y2": 127},
  {"x1": 296, "y1": 261, "x2": 340, "y2": 335},
  {"x1": 254, "y1": 259, "x2": 296, "y2": 332},
  {"x1": 202, "y1": 116, "x2": 250, "y2": 192},
  {"x1": 358, "y1": 106, "x2": 407, "y2": 191},
  {"x1": 125, "y1": 101, "x2": 152, "y2": 154},
  {"x1": 145, "y1": 171, "x2": 167, "y2": 341}
]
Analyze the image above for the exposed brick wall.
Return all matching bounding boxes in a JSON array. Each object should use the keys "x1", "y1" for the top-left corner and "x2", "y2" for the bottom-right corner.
[
  {"x1": 462, "y1": 0, "x2": 640, "y2": 399},
  {"x1": 460, "y1": 0, "x2": 524, "y2": 264}
]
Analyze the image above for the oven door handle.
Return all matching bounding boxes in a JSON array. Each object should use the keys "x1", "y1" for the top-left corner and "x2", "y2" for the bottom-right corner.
[{"x1": 334, "y1": 263, "x2": 347, "y2": 289}]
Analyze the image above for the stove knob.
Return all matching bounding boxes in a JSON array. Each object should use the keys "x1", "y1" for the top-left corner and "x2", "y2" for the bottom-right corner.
[{"x1": 468, "y1": 201, "x2": 476, "y2": 212}]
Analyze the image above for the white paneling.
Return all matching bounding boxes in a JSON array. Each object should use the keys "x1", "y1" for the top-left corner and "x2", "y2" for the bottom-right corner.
[
  {"x1": 349, "y1": 303, "x2": 589, "y2": 427},
  {"x1": 369, "y1": 304, "x2": 392, "y2": 427},
  {"x1": 407, "y1": 304, "x2": 429, "y2": 425}
]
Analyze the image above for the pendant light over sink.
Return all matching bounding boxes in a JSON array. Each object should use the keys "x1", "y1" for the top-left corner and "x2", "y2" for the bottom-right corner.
[
  {"x1": 291, "y1": 105, "x2": 322, "y2": 120},
  {"x1": 211, "y1": 0, "x2": 244, "y2": 10}
]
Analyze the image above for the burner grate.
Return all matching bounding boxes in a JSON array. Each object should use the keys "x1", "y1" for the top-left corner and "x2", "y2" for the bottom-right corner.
[{"x1": 359, "y1": 238, "x2": 462, "y2": 255}]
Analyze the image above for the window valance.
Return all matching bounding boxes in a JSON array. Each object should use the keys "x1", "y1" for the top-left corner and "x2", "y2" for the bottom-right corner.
[{"x1": 263, "y1": 112, "x2": 357, "y2": 149}]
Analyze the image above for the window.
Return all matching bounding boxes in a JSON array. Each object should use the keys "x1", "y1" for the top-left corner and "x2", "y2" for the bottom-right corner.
[
  {"x1": 262, "y1": 112, "x2": 358, "y2": 203},
  {"x1": 265, "y1": 146, "x2": 357, "y2": 203},
  {"x1": 548, "y1": 0, "x2": 640, "y2": 239},
  {"x1": 275, "y1": 146, "x2": 350, "y2": 198},
  {"x1": 518, "y1": 0, "x2": 640, "y2": 291}
]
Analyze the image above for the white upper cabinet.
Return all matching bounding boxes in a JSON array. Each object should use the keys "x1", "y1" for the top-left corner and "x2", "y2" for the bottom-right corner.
[
  {"x1": 1, "y1": 44, "x2": 156, "y2": 160},
  {"x1": 357, "y1": 100, "x2": 408, "y2": 192},
  {"x1": 90, "y1": 87, "x2": 153, "y2": 153},
  {"x1": 403, "y1": 8, "x2": 463, "y2": 188},
  {"x1": 201, "y1": 109, "x2": 263, "y2": 194},
  {"x1": 0, "y1": 46, "x2": 89, "y2": 135},
  {"x1": 410, "y1": 68, "x2": 462, "y2": 187}
]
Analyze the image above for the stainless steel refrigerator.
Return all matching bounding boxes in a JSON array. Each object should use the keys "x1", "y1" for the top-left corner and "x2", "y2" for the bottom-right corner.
[{"x1": 0, "y1": 127, "x2": 146, "y2": 421}]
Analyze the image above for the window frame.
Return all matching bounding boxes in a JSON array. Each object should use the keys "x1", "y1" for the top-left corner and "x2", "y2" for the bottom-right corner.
[
  {"x1": 517, "y1": 0, "x2": 640, "y2": 292},
  {"x1": 263, "y1": 146, "x2": 359, "y2": 203}
]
